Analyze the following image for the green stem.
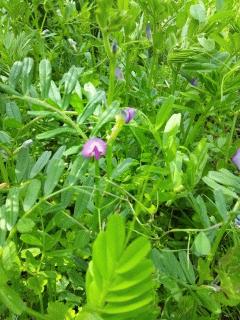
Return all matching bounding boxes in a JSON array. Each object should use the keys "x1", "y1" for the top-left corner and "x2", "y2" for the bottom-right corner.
[
  {"x1": 11, "y1": 95, "x2": 88, "y2": 140},
  {"x1": 206, "y1": 199, "x2": 240, "y2": 270},
  {"x1": 25, "y1": 307, "x2": 48, "y2": 320},
  {"x1": 0, "y1": 154, "x2": 9, "y2": 183},
  {"x1": 102, "y1": 32, "x2": 116, "y2": 106},
  {"x1": 6, "y1": 186, "x2": 72, "y2": 243},
  {"x1": 39, "y1": 293, "x2": 44, "y2": 314},
  {"x1": 106, "y1": 144, "x2": 113, "y2": 178},
  {"x1": 225, "y1": 111, "x2": 238, "y2": 163},
  {"x1": 108, "y1": 56, "x2": 116, "y2": 105},
  {"x1": 95, "y1": 160, "x2": 100, "y2": 208}
]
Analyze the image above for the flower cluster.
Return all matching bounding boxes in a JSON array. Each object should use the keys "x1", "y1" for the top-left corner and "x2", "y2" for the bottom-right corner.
[{"x1": 81, "y1": 107, "x2": 136, "y2": 160}]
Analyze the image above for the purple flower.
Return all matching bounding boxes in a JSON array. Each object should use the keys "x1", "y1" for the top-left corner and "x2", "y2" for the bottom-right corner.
[
  {"x1": 235, "y1": 215, "x2": 240, "y2": 228},
  {"x1": 122, "y1": 107, "x2": 136, "y2": 123},
  {"x1": 190, "y1": 78, "x2": 198, "y2": 86},
  {"x1": 146, "y1": 22, "x2": 152, "y2": 40},
  {"x1": 112, "y1": 41, "x2": 118, "y2": 54},
  {"x1": 232, "y1": 149, "x2": 240, "y2": 170},
  {"x1": 115, "y1": 67, "x2": 124, "y2": 80},
  {"x1": 82, "y1": 138, "x2": 107, "y2": 160}
]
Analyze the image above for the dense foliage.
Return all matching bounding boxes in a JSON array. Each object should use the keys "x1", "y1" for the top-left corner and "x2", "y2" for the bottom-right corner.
[{"x1": 0, "y1": 0, "x2": 240, "y2": 319}]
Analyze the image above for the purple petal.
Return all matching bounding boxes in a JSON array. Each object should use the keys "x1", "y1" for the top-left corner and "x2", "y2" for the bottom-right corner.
[
  {"x1": 115, "y1": 67, "x2": 124, "y2": 80},
  {"x1": 232, "y1": 149, "x2": 240, "y2": 170},
  {"x1": 122, "y1": 107, "x2": 136, "y2": 123},
  {"x1": 82, "y1": 138, "x2": 107, "y2": 160},
  {"x1": 190, "y1": 78, "x2": 198, "y2": 86},
  {"x1": 93, "y1": 146, "x2": 100, "y2": 160},
  {"x1": 146, "y1": 22, "x2": 152, "y2": 40},
  {"x1": 112, "y1": 41, "x2": 118, "y2": 54}
]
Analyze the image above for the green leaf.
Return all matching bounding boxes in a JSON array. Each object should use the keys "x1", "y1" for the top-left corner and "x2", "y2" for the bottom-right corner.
[
  {"x1": 21, "y1": 57, "x2": 34, "y2": 94},
  {"x1": 111, "y1": 158, "x2": 137, "y2": 179},
  {"x1": 85, "y1": 214, "x2": 155, "y2": 319},
  {"x1": 20, "y1": 233, "x2": 42, "y2": 246},
  {"x1": 5, "y1": 188, "x2": 19, "y2": 231},
  {"x1": 76, "y1": 311, "x2": 103, "y2": 320},
  {"x1": 2, "y1": 241, "x2": 21, "y2": 274},
  {"x1": 36, "y1": 127, "x2": 76, "y2": 140},
  {"x1": 6, "y1": 102, "x2": 22, "y2": 123},
  {"x1": 178, "y1": 251, "x2": 196, "y2": 284},
  {"x1": 46, "y1": 301, "x2": 72, "y2": 320},
  {"x1": 23, "y1": 179, "x2": 41, "y2": 211},
  {"x1": 8, "y1": 61, "x2": 23, "y2": 89},
  {"x1": 74, "y1": 177, "x2": 93, "y2": 217},
  {"x1": 155, "y1": 96, "x2": 174, "y2": 131},
  {"x1": 15, "y1": 147, "x2": 31, "y2": 182},
  {"x1": 27, "y1": 274, "x2": 48, "y2": 295},
  {"x1": 0, "y1": 130, "x2": 12, "y2": 144},
  {"x1": 17, "y1": 217, "x2": 35, "y2": 233},
  {"x1": 39, "y1": 58, "x2": 52, "y2": 98},
  {"x1": 190, "y1": 4, "x2": 206, "y2": 23},
  {"x1": 0, "y1": 284, "x2": 25, "y2": 315},
  {"x1": 44, "y1": 158, "x2": 65, "y2": 196},
  {"x1": 49, "y1": 80, "x2": 62, "y2": 106},
  {"x1": 117, "y1": 237, "x2": 151, "y2": 274},
  {"x1": 62, "y1": 66, "x2": 82, "y2": 109},
  {"x1": 77, "y1": 90, "x2": 105, "y2": 124},
  {"x1": 30, "y1": 150, "x2": 52, "y2": 178},
  {"x1": 193, "y1": 232, "x2": 211, "y2": 256},
  {"x1": 214, "y1": 189, "x2": 228, "y2": 221}
]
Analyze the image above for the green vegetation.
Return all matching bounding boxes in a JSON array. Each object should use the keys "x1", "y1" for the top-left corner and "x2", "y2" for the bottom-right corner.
[{"x1": 0, "y1": 0, "x2": 240, "y2": 319}]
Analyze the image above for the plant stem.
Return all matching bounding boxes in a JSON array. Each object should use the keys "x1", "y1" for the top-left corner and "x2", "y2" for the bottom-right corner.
[
  {"x1": 11, "y1": 95, "x2": 88, "y2": 140},
  {"x1": 206, "y1": 199, "x2": 240, "y2": 270}
]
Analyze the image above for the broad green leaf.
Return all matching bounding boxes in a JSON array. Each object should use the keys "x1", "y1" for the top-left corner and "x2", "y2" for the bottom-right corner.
[
  {"x1": 20, "y1": 233, "x2": 42, "y2": 246},
  {"x1": 62, "y1": 66, "x2": 82, "y2": 109},
  {"x1": 6, "y1": 102, "x2": 22, "y2": 123},
  {"x1": 198, "y1": 36, "x2": 215, "y2": 51},
  {"x1": 49, "y1": 80, "x2": 62, "y2": 106},
  {"x1": 5, "y1": 188, "x2": 19, "y2": 230},
  {"x1": 196, "y1": 287, "x2": 221, "y2": 314},
  {"x1": 155, "y1": 96, "x2": 174, "y2": 131},
  {"x1": 117, "y1": 237, "x2": 151, "y2": 274},
  {"x1": 0, "y1": 284, "x2": 25, "y2": 315},
  {"x1": 17, "y1": 217, "x2": 35, "y2": 233},
  {"x1": 46, "y1": 301, "x2": 74, "y2": 320},
  {"x1": 178, "y1": 251, "x2": 195, "y2": 284},
  {"x1": 30, "y1": 150, "x2": 52, "y2": 178},
  {"x1": 44, "y1": 158, "x2": 65, "y2": 196},
  {"x1": 190, "y1": 4, "x2": 206, "y2": 23},
  {"x1": 91, "y1": 104, "x2": 118, "y2": 135},
  {"x1": 0, "y1": 206, "x2": 7, "y2": 246},
  {"x1": 39, "y1": 58, "x2": 52, "y2": 98},
  {"x1": 21, "y1": 57, "x2": 34, "y2": 94},
  {"x1": 77, "y1": 90, "x2": 105, "y2": 124},
  {"x1": 76, "y1": 311, "x2": 103, "y2": 320},
  {"x1": 8, "y1": 61, "x2": 23, "y2": 89},
  {"x1": 23, "y1": 179, "x2": 41, "y2": 211},
  {"x1": 15, "y1": 147, "x2": 31, "y2": 182},
  {"x1": 0, "y1": 130, "x2": 12, "y2": 144},
  {"x1": 27, "y1": 274, "x2": 48, "y2": 295},
  {"x1": 214, "y1": 189, "x2": 228, "y2": 221},
  {"x1": 85, "y1": 215, "x2": 155, "y2": 319},
  {"x1": 36, "y1": 127, "x2": 76, "y2": 140},
  {"x1": 111, "y1": 158, "x2": 137, "y2": 179},
  {"x1": 74, "y1": 177, "x2": 93, "y2": 218},
  {"x1": 193, "y1": 232, "x2": 211, "y2": 256},
  {"x1": 2, "y1": 241, "x2": 21, "y2": 274}
]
